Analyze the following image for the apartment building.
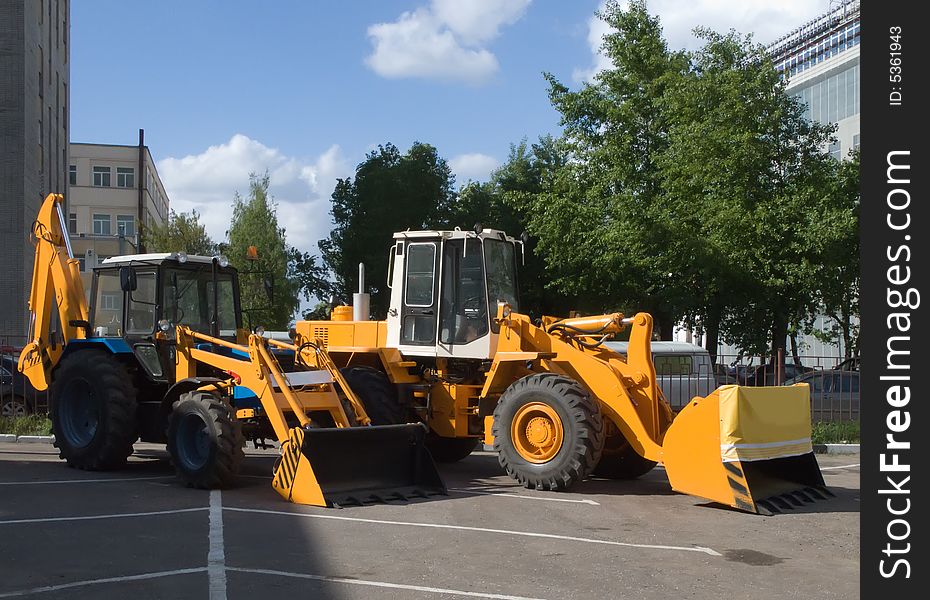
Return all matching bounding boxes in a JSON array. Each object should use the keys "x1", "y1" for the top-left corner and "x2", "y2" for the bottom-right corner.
[{"x1": 69, "y1": 132, "x2": 170, "y2": 289}]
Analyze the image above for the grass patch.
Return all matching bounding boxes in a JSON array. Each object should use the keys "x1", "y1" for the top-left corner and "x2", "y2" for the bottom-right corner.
[
  {"x1": 0, "y1": 415, "x2": 53, "y2": 437},
  {"x1": 812, "y1": 420, "x2": 860, "y2": 444}
]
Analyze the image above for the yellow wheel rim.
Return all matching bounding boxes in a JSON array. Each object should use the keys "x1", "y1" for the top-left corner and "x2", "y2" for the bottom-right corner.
[{"x1": 511, "y1": 402, "x2": 564, "y2": 463}]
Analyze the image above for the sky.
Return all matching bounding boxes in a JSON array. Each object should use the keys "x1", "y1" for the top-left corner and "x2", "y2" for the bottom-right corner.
[{"x1": 70, "y1": 0, "x2": 832, "y2": 256}]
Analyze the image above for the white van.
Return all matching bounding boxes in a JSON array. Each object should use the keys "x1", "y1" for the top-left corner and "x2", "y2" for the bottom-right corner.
[{"x1": 603, "y1": 341, "x2": 717, "y2": 411}]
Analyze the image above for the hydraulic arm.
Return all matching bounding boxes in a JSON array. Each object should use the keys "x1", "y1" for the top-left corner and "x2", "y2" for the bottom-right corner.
[{"x1": 18, "y1": 193, "x2": 89, "y2": 391}]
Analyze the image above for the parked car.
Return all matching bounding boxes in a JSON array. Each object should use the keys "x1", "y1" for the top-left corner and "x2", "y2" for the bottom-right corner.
[
  {"x1": 1, "y1": 355, "x2": 41, "y2": 417},
  {"x1": 833, "y1": 356, "x2": 859, "y2": 371},
  {"x1": 784, "y1": 369, "x2": 859, "y2": 421},
  {"x1": 741, "y1": 362, "x2": 815, "y2": 386},
  {"x1": 603, "y1": 341, "x2": 716, "y2": 411}
]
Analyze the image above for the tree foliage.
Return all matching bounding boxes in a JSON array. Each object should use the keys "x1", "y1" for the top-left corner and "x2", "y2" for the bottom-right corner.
[
  {"x1": 227, "y1": 173, "x2": 327, "y2": 329},
  {"x1": 142, "y1": 209, "x2": 216, "y2": 255},
  {"x1": 319, "y1": 142, "x2": 456, "y2": 316}
]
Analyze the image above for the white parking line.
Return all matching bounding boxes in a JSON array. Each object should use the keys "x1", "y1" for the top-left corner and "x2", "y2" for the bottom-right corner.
[
  {"x1": 228, "y1": 566, "x2": 548, "y2": 600},
  {"x1": 225, "y1": 507, "x2": 721, "y2": 556},
  {"x1": 820, "y1": 463, "x2": 860, "y2": 471},
  {"x1": 0, "y1": 476, "x2": 174, "y2": 486},
  {"x1": 448, "y1": 487, "x2": 600, "y2": 505},
  {"x1": 0, "y1": 568, "x2": 206, "y2": 598},
  {"x1": 208, "y1": 491, "x2": 227, "y2": 600},
  {"x1": 0, "y1": 507, "x2": 206, "y2": 526}
]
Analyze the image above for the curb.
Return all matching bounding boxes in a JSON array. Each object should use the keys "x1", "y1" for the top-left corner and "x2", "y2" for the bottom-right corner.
[
  {"x1": 7, "y1": 435, "x2": 55, "y2": 444},
  {"x1": 0, "y1": 434, "x2": 16, "y2": 443},
  {"x1": 813, "y1": 443, "x2": 859, "y2": 454}
]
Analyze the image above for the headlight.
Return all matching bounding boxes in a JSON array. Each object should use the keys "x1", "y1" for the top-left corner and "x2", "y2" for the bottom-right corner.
[
  {"x1": 254, "y1": 325, "x2": 266, "y2": 336},
  {"x1": 288, "y1": 326, "x2": 297, "y2": 341},
  {"x1": 176, "y1": 252, "x2": 188, "y2": 263},
  {"x1": 217, "y1": 254, "x2": 229, "y2": 268},
  {"x1": 158, "y1": 319, "x2": 172, "y2": 332},
  {"x1": 500, "y1": 302, "x2": 512, "y2": 318}
]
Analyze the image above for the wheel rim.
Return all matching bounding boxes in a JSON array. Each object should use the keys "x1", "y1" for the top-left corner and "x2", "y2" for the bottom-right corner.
[
  {"x1": 511, "y1": 402, "x2": 564, "y2": 463},
  {"x1": 59, "y1": 378, "x2": 98, "y2": 448},
  {"x1": 176, "y1": 413, "x2": 212, "y2": 471},
  {"x1": 2, "y1": 399, "x2": 27, "y2": 418}
]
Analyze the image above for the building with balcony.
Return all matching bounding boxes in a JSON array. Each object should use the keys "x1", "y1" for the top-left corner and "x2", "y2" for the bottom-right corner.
[
  {"x1": 68, "y1": 133, "x2": 170, "y2": 289},
  {"x1": 768, "y1": 0, "x2": 860, "y2": 160}
]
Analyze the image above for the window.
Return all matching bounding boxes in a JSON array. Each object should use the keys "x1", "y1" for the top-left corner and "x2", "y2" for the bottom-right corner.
[
  {"x1": 69, "y1": 164, "x2": 76, "y2": 185},
  {"x1": 93, "y1": 214, "x2": 111, "y2": 236},
  {"x1": 117, "y1": 215, "x2": 135, "y2": 237},
  {"x1": 654, "y1": 356, "x2": 693, "y2": 376},
  {"x1": 68, "y1": 212, "x2": 77, "y2": 234},
  {"x1": 852, "y1": 134, "x2": 860, "y2": 150},
  {"x1": 828, "y1": 141, "x2": 842, "y2": 161},
  {"x1": 127, "y1": 271, "x2": 157, "y2": 334},
  {"x1": 93, "y1": 166, "x2": 111, "y2": 187},
  {"x1": 77, "y1": 257, "x2": 85, "y2": 272},
  {"x1": 101, "y1": 293, "x2": 118, "y2": 310},
  {"x1": 117, "y1": 167, "x2": 135, "y2": 188},
  {"x1": 439, "y1": 238, "x2": 488, "y2": 345},
  {"x1": 96, "y1": 255, "x2": 111, "y2": 266},
  {"x1": 404, "y1": 244, "x2": 436, "y2": 307}
]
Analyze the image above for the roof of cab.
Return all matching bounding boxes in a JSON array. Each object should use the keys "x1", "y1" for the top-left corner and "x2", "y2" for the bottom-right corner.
[{"x1": 99, "y1": 253, "x2": 218, "y2": 267}]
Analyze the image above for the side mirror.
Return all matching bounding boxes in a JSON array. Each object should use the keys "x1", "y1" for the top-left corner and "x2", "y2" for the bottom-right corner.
[{"x1": 119, "y1": 267, "x2": 137, "y2": 292}]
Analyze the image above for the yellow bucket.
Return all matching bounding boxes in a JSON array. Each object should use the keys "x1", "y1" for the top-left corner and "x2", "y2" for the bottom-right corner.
[{"x1": 661, "y1": 385, "x2": 831, "y2": 514}]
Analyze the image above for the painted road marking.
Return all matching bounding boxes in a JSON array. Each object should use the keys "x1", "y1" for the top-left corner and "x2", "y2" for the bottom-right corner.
[
  {"x1": 448, "y1": 487, "x2": 600, "y2": 505},
  {"x1": 0, "y1": 568, "x2": 206, "y2": 598},
  {"x1": 0, "y1": 476, "x2": 174, "y2": 486},
  {"x1": 228, "y1": 567, "x2": 548, "y2": 600},
  {"x1": 820, "y1": 463, "x2": 860, "y2": 471},
  {"x1": 226, "y1": 507, "x2": 721, "y2": 556},
  {"x1": 208, "y1": 490, "x2": 227, "y2": 600},
  {"x1": 0, "y1": 507, "x2": 206, "y2": 525}
]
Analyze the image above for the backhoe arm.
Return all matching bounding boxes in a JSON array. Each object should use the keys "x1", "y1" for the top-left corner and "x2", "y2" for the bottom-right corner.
[{"x1": 18, "y1": 193, "x2": 89, "y2": 391}]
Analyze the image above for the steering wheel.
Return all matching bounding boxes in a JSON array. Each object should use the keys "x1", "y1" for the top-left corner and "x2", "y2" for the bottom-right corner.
[{"x1": 462, "y1": 296, "x2": 485, "y2": 319}]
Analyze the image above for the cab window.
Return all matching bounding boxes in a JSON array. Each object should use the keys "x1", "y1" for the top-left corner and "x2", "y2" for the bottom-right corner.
[
  {"x1": 92, "y1": 269, "x2": 123, "y2": 337},
  {"x1": 126, "y1": 270, "x2": 156, "y2": 335}
]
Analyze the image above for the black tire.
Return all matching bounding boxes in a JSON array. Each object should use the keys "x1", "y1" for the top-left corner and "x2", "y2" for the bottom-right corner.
[
  {"x1": 167, "y1": 392, "x2": 244, "y2": 488},
  {"x1": 49, "y1": 350, "x2": 137, "y2": 470},
  {"x1": 493, "y1": 373, "x2": 605, "y2": 491},
  {"x1": 339, "y1": 366, "x2": 406, "y2": 425},
  {"x1": 593, "y1": 420, "x2": 657, "y2": 479},
  {"x1": 426, "y1": 433, "x2": 479, "y2": 463}
]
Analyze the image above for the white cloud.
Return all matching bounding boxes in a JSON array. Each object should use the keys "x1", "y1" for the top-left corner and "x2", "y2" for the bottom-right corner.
[
  {"x1": 450, "y1": 153, "x2": 500, "y2": 182},
  {"x1": 576, "y1": 0, "x2": 833, "y2": 83},
  {"x1": 366, "y1": 0, "x2": 531, "y2": 85},
  {"x1": 157, "y1": 134, "x2": 349, "y2": 254}
]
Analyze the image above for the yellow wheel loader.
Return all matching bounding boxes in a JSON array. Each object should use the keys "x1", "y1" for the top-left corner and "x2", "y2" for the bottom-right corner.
[
  {"x1": 297, "y1": 227, "x2": 831, "y2": 514},
  {"x1": 18, "y1": 194, "x2": 444, "y2": 507}
]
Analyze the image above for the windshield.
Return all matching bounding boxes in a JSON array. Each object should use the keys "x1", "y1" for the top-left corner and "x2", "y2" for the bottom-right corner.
[
  {"x1": 484, "y1": 239, "x2": 519, "y2": 332},
  {"x1": 164, "y1": 267, "x2": 239, "y2": 337}
]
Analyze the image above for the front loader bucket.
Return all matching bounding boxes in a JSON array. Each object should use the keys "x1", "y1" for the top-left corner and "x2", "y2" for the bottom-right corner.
[
  {"x1": 272, "y1": 423, "x2": 446, "y2": 507},
  {"x1": 661, "y1": 385, "x2": 831, "y2": 514}
]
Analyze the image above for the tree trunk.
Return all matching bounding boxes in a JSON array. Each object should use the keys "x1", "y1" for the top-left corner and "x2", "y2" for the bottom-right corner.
[
  {"x1": 704, "y1": 306, "x2": 721, "y2": 365},
  {"x1": 790, "y1": 332, "x2": 802, "y2": 366},
  {"x1": 656, "y1": 311, "x2": 674, "y2": 341},
  {"x1": 771, "y1": 312, "x2": 789, "y2": 384}
]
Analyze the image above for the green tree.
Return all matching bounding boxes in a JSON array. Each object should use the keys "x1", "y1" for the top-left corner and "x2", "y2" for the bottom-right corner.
[
  {"x1": 659, "y1": 29, "x2": 838, "y2": 358},
  {"x1": 142, "y1": 209, "x2": 216, "y2": 255},
  {"x1": 319, "y1": 142, "x2": 456, "y2": 316},
  {"x1": 513, "y1": 0, "x2": 691, "y2": 337},
  {"x1": 227, "y1": 173, "x2": 298, "y2": 329}
]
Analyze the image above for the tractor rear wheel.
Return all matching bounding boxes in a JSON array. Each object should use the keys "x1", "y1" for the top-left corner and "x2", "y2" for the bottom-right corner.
[
  {"x1": 167, "y1": 392, "x2": 244, "y2": 488},
  {"x1": 426, "y1": 433, "x2": 479, "y2": 463},
  {"x1": 493, "y1": 373, "x2": 604, "y2": 491},
  {"x1": 49, "y1": 350, "x2": 137, "y2": 470},
  {"x1": 339, "y1": 366, "x2": 406, "y2": 425},
  {"x1": 593, "y1": 420, "x2": 657, "y2": 479}
]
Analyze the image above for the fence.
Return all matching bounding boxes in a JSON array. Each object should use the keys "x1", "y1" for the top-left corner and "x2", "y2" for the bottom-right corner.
[{"x1": 0, "y1": 331, "x2": 859, "y2": 425}]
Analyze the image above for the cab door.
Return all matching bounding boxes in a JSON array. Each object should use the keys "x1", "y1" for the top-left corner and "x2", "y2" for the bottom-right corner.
[{"x1": 399, "y1": 241, "x2": 440, "y2": 349}]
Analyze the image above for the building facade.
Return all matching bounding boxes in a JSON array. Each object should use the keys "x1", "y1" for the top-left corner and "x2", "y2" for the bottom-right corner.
[
  {"x1": 0, "y1": 0, "x2": 70, "y2": 339},
  {"x1": 768, "y1": 0, "x2": 861, "y2": 160},
  {"x1": 69, "y1": 135, "x2": 171, "y2": 290}
]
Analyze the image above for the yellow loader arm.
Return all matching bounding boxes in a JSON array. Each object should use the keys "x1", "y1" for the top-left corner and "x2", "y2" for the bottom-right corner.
[{"x1": 18, "y1": 193, "x2": 89, "y2": 391}]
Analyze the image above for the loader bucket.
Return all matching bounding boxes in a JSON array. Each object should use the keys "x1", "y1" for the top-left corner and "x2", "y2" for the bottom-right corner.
[
  {"x1": 272, "y1": 423, "x2": 446, "y2": 507},
  {"x1": 661, "y1": 384, "x2": 831, "y2": 514}
]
